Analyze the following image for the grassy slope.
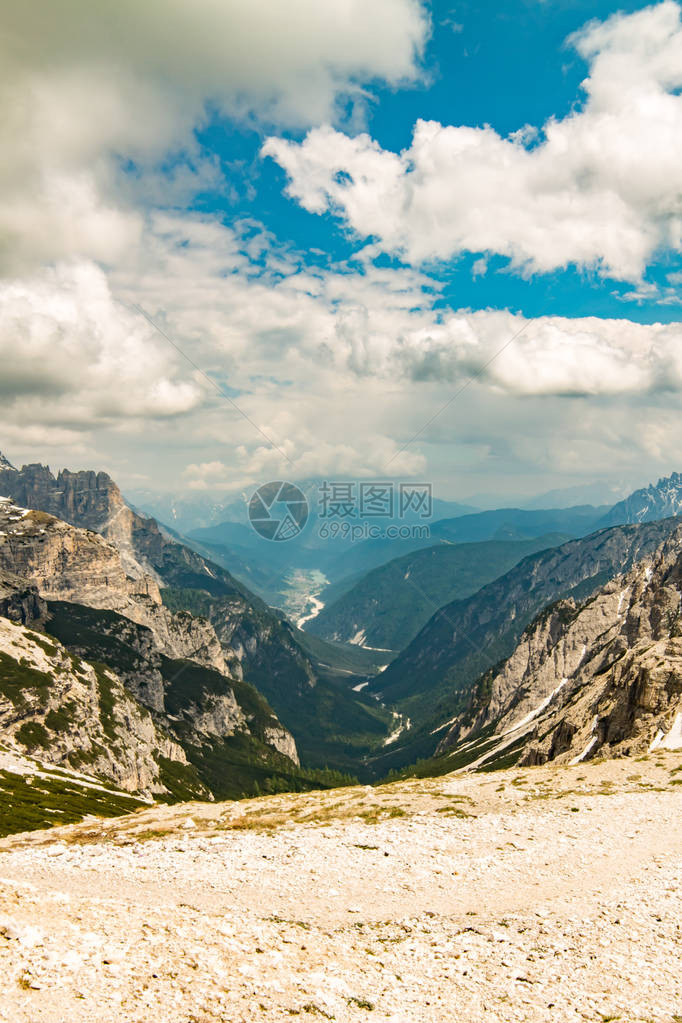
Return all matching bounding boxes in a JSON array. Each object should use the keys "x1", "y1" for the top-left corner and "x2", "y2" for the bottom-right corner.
[
  {"x1": 46, "y1": 600, "x2": 359, "y2": 795},
  {"x1": 0, "y1": 759, "x2": 147, "y2": 839}
]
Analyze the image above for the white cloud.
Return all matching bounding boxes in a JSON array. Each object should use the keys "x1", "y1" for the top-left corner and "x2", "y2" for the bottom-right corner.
[
  {"x1": 264, "y1": 1, "x2": 682, "y2": 281},
  {"x1": 4, "y1": 1, "x2": 682, "y2": 500},
  {"x1": 5, "y1": 212, "x2": 682, "y2": 488},
  {"x1": 0, "y1": 262, "x2": 204, "y2": 427},
  {"x1": 0, "y1": 0, "x2": 428, "y2": 275}
]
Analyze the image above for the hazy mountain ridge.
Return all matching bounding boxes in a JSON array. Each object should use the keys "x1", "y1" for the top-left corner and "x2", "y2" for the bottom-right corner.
[{"x1": 306, "y1": 533, "x2": 569, "y2": 653}]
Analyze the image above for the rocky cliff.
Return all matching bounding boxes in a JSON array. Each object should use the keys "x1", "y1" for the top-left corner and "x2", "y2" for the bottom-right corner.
[
  {"x1": 437, "y1": 529, "x2": 682, "y2": 769},
  {"x1": 0, "y1": 497, "x2": 228, "y2": 672},
  {"x1": 0, "y1": 615, "x2": 199, "y2": 797},
  {"x1": 369, "y1": 516, "x2": 682, "y2": 774},
  {"x1": 0, "y1": 496, "x2": 302, "y2": 795},
  {"x1": 44, "y1": 599, "x2": 302, "y2": 789}
]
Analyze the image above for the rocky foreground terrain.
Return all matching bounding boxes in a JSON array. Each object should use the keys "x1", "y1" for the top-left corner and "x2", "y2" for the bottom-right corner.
[{"x1": 0, "y1": 755, "x2": 680, "y2": 1022}]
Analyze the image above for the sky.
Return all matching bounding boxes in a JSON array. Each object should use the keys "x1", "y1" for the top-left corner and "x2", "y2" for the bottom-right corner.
[{"x1": 2, "y1": 0, "x2": 682, "y2": 506}]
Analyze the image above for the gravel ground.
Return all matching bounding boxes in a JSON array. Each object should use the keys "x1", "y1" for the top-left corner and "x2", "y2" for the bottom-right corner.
[{"x1": 0, "y1": 755, "x2": 680, "y2": 1022}]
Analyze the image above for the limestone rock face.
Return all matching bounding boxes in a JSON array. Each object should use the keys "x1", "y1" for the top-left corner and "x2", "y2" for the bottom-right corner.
[
  {"x1": 0, "y1": 616, "x2": 195, "y2": 797},
  {"x1": 441, "y1": 531, "x2": 682, "y2": 768},
  {"x1": 0, "y1": 502, "x2": 299, "y2": 775},
  {"x1": 264, "y1": 725, "x2": 300, "y2": 763},
  {"x1": 0, "y1": 570, "x2": 46, "y2": 626},
  {"x1": 0, "y1": 498, "x2": 227, "y2": 673},
  {"x1": 0, "y1": 459, "x2": 164, "y2": 580}
]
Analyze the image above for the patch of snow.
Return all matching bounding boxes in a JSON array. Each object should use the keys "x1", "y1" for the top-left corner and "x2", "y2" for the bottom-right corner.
[
  {"x1": 569, "y1": 736, "x2": 598, "y2": 765},
  {"x1": 349, "y1": 629, "x2": 367, "y2": 647},
  {"x1": 430, "y1": 714, "x2": 459, "y2": 736},
  {"x1": 503, "y1": 678, "x2": 569, "y2": 736},
  {"x1": 352, "y1": 681, "x2": 369, "y2": 692},
  {"x1": 653, "y1": 712, "x2": 682, "y2": 751},
  {"x1": 383, "y1": 714, "x2": 411, "y2": 746}
]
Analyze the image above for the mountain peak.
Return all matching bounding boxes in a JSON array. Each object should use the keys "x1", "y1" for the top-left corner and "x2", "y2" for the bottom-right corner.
[
  {"x1": 601, "y1": 471, "x2": 682, "y2": 528},
  {"x1": 0, "y1": 451, "x2": 16, "y2": 472}
]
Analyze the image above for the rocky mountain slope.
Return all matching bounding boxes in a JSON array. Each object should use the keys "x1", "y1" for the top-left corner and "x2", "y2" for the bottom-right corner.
[
  {"x1": 0, "y1": 496, "x2": 231, "y2": 673},
  {"x1": 434, "y1": 529, "x2": 682, "y2": 771},
  {"x1": 306, "y1": 533, "x2": 568, "y2": 653},
  {"x1": 43, "y1": 599, "x2": 308, "y2": 800},
  {"x1": 0, "y1": 614, "x2": 199, "y2": 798},
  {"x1": 0, "y1": 456, "x2": 391, "y2": 775},
  {"x1": 600, "y1": 470, "x2": 682, "y2": 527},
  {"x1": 0, "y1": 497, "x2": 308, "y2": 797},
  {"x1": 370, "y1": 517, "x2": 682, "y2": 773}
]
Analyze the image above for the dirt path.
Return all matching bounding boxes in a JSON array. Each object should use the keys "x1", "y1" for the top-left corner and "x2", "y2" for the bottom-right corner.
[{"x1": 0, "y1": 755, "x2": 680, "y2": 1022}]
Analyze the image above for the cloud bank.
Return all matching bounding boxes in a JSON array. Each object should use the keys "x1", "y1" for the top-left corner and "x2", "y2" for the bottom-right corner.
[{"x1": 264, "y1": 1, "x2": 682, "y2": 280}]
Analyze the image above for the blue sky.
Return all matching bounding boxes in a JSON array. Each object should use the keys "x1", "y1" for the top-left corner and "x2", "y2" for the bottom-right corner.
[
  {"x1": 2, "y1": 0, "x2": 682, "y2": 504},
  {"x1": 197, "y1": 0, "x2": 682, "y2": 324}
]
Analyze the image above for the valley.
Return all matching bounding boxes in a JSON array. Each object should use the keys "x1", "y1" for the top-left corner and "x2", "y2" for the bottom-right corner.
[{"x1": 1, "y1": 451, "x2": 682, "y2": 831}]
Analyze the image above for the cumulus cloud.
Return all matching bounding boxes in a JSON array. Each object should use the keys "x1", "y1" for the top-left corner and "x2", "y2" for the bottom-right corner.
[
  {"x1": 5, "y1": 210, "x2": 682, "y2": 485},
  {"x1": 115, "y1": 213, "x2": 682, "y2": 400},
  {"x1": 4, "y1": 1, "x2": 682, "y2": 497},
  {"x1": 264, "y1": 1, "x2": 682, "y2": 280},
  {"x1": 0, "y1": 0, "x2": 428, "y2": 275},
  {"x1": 0, "y1": 262, "x2": 203, "y2": 428}
]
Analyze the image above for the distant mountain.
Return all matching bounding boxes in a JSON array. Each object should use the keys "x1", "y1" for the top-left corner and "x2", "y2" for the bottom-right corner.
[
  {"x1": 186, "y1": 495, "x2": 479, "y2": 598},
  {"x1": 127, "y1": 489, "x2": 250, "y2": 536},
  {"x1": 319, "y1": 504, "x2": 610, "y2": 587},
  {"x1": 521, "y1": 481, "x2": 628, "y2": 510},
  {"x1": 599, "y1": 472, "x2": 682, "y2": 527},
  {"x1": 367, "y1": 517, "x2": 682, "y2": 774},
  {"x1": 306, "y1": 533, "x2": 569, "y2": 653},
  {"x1": 133, "y1": 484, "x2": 477, "y2": 539},
  {"x1": 433, "y1": 528, "x2": 682, "y2": 771}
]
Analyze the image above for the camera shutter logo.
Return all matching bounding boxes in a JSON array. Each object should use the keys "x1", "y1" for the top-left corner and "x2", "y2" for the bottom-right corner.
[{"x1": 248, "y1": 481, "x2": 309, "y2": 541}]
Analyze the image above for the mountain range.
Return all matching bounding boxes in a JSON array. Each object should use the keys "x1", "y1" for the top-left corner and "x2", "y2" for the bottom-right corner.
[{"x1": 1, "y1": 453, "x2": 682, "y2": 835}]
